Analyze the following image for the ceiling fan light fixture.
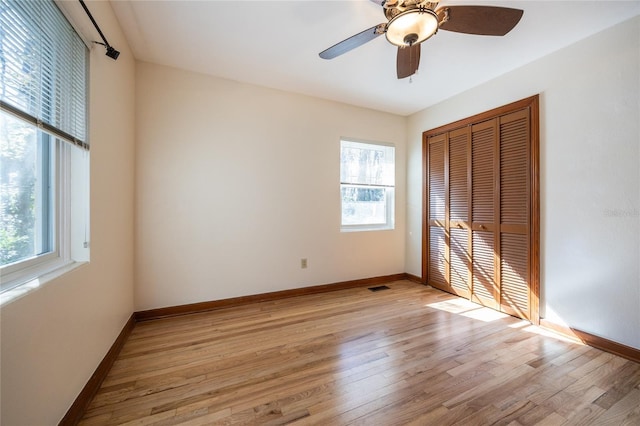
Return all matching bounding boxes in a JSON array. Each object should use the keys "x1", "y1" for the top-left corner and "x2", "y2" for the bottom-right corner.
[{"x1": 385, "y1": 8, "x2": 439, "y2": 47}]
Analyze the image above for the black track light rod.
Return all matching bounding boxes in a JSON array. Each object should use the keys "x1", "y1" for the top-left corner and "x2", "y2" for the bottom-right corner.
[{"x1": 78, "y1": 0, "x2": 120, "y2": 60}]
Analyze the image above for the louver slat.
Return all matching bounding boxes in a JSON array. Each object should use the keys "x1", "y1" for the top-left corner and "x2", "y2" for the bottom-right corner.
[
  {"x1": 500, "y1": 111, "x2": 529, "y2": 226},
  {"x1": 449, "y1": 128, "x2": 468, "y2": 223},
  {"x1": 429, "y1": 136, "x2": 446, "y2": 222},
  {"x1": 472, "y1": 122, "x2": 495, "y2": 224},
  {"x1": 429, "y1": 227, "x2": 447, "y2": 287},
  {"x1": 450, "y1": 228, "x2": 470, "y2": 296},
  {"x1": 500, "y1": 233, "x2": 529, "y2": 319}
]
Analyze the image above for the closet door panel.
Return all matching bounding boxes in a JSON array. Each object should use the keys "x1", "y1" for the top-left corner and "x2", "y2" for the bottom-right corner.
[
  {"x1": 429, "y1": 227, "x2": 447, "y2": 288},
  {"x1": 448, "y1": 126, "x2": 470, "y2": 297},
  {"x1": 471, "y1": 120, "x2": 496, "y2": 227},
  {"x1": 429, "y1": 135, "x2": 446, "y2": 225},
  {"x1": 449, "y1": 127, "x2": 469, "y2": 224},
  {"x1": 500, "y1": 233, "x2": 529, "y2": 319},
  {"x1": 500, "y1": 110, "x2": 529, "y2": 227},
  {"x1": 471, "y1": 119, "x2": 498, "y2": 307},
  {"x1": 450, "y1": 227, "x2": 470, "y2": 298},
  {"x1": 472, "y1": 230, "x2": 498, "y2": 309},
  {"x1": 428, "y1": 134, "x2": 448, "y2": 291},
  {"x1": 499, "y1": 109, "x2": 530, "y2": 319}
]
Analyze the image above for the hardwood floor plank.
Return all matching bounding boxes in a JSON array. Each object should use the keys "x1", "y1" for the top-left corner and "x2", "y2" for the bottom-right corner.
[
  {"x1": 534, "y1": 412, "x2": 566, "y2": 425},
  {"x1": 512, "y1": 403, "x2": 556, "y2": 426},
  {"x1": 541, "y1": 385, "x2": 606, "y2": 421},
  {"x1": 79, "y1": 281, "x2": 640, "y2": 425},
  {"x1": 593, "y1": 361, "x2": 640, "y2": 409},
  {"x1": 592, "y1": 388, "x2": 640, "y2": 425},
  {"x1": 442, "y1": 364, "x2": 535, "y2": 408},
  {"x1": 170, "y1": 407, "x2": 231, "y2": 426}
]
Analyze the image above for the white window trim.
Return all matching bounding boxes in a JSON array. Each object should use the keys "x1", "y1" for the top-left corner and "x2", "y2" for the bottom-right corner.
[{"x1": 340, "y1": 138, "x2": 396, "y2": 233}]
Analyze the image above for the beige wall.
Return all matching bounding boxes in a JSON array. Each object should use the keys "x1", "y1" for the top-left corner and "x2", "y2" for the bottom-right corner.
[
  {"x1": 406, "y1": 16, "x2": 640, "y2": 349},
  {"x1": 0, "y1": 2, "x2": 136, "y2": 424},
  {"x1": 134, "y1": 62, "x2": 407, "y2": 310}
]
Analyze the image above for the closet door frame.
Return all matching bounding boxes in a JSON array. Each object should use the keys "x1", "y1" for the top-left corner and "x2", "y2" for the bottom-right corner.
[{"x1": 422, "y1": 95, "x2": 540, "y2": 324}]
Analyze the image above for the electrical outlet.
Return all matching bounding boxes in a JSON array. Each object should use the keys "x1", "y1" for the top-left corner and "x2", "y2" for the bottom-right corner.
[{"x1": 301, "y1": 258, "x2": 308, "y2": 269}]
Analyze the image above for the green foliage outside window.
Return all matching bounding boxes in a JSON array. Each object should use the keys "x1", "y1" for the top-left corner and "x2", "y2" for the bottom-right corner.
[{"x1": 0, "y1": 115, "x2": 37, "y2": 266}]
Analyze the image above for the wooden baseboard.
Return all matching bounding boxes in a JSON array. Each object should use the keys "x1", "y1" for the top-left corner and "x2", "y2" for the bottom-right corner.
[
  {"x1": 405, "y1": 273, "x2": 423, "y2": 284},
  {"x1": 135, "y1": 273, "x2": 410, "y2": 321},
  {"x1": 540, "y1": 319, "x2": 640, "y2": 364},
  {"x1": 59, "y1": 314, "x2": 136, "y2": 426}
]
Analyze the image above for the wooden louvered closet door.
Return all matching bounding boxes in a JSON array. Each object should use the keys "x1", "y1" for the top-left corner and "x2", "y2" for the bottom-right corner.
[
  {"x1": 448, "y1": 127, "x2": 471, "y2": 299},
  {"x1": 499, "y1": 109, "x2": 531, "y2": 319},
  {"x1": 423, "y1": 96, "x2": 539, "y2": 323},
  {"x1": 427, "y1": 134, "x2": 447, "y2": 290},
  {"x1": 471, "y1": 119, "x2": 499, "y2": 310}
]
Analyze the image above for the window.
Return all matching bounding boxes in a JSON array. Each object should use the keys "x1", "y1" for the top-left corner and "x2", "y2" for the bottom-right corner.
[
  {"x1": 1, "y1": 113, "x2": 54, "y2": 267},
  {"x1": 0, "y1": 0, "x2": 89, "y2": 299},
  {"x1": 340, "y1": 139, "x2": 395, "y2": 231}
]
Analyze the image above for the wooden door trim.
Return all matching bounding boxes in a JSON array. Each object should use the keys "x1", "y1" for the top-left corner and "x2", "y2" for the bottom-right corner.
[
  {"x1": 529, "y1": 96, "x2": 541, "y2": 325},
  {"x1": 423, "y1": 96, "x2": 539, "y2": 137},
  {"x1": 421, "y1": 133, "x2": 429, "y2": 283}
]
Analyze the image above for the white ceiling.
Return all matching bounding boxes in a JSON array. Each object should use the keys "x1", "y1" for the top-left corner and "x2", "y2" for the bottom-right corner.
[{"x1": 106, "y1": 0, "x2": 640, "y2": 116}]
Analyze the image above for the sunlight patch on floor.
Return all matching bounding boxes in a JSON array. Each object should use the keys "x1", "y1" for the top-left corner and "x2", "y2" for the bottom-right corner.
[
  {"x1": 508, "y1": 320, "x2": 531, "y2": 329},
  {"x1": 461, "y1": 307, "x2": 509, "y2": 322},
  {"x1": 426, "y1": 296, "x2": 586, "y2": 343},
  {"x1": 521, "y1": 325, "x2": 584, "y2": 345},
  {"x1": 426, "y1": 299, "x2": 509, "y2": 322},
  {"x1": 426, "y1": 298, "x2": 478, "y2": 314}
]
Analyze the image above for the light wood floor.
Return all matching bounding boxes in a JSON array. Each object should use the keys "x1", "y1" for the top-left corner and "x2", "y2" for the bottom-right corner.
[{"x1": 80, "y1": 281, "x2": 640, "y2": 425}]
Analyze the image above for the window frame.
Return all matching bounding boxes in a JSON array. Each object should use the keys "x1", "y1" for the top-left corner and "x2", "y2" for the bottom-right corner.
[
  {"x1": 0, "y1": 131, "x2": 74, "y2": 293},
  {"x1": 340, "y1": 139, "x2": 396, "y2": 232}
]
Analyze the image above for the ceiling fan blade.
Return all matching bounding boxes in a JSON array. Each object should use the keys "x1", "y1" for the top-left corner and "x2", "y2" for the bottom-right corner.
[
  {"x1": 397, "y1": 44, "x2": 420, "y2": 79},
  {"x1": 319, "y1": 24, "x2": 385, "y2": 59},
  {"x1": 437, "y1": 6, "x2": 523, "y2": 36}
]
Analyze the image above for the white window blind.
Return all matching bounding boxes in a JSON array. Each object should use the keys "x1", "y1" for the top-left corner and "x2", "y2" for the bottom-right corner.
[{"x1": 0, "y1": 0, "x2": 88, "y2": 149}]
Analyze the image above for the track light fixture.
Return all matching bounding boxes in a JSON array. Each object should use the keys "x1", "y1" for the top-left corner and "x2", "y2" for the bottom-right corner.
[
  {"x1": 93, "y1": 41, "x2": 120, "y2": 60},
  {"x1": 79, "y1": 0, "x2": 120, "y2": 61}
]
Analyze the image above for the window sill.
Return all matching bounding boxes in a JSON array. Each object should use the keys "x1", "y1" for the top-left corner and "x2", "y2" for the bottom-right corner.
[
  {"x1": 0, "y1": 261, "x2": 88, "y2": 306},
  {"x1": 340, "y1": 225, "x2": 395, "y2": 233}
]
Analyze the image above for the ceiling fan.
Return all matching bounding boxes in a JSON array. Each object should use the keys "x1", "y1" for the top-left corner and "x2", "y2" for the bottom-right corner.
[{"x1": 319, "y1": 0, "x2": 523, "y2": 79}]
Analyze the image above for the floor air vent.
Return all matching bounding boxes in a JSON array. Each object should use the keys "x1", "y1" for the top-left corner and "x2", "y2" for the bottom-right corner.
[{"x1": 368, "y1": 285, "x2": 390, "y2": 292}]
